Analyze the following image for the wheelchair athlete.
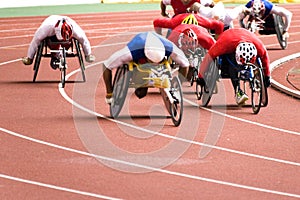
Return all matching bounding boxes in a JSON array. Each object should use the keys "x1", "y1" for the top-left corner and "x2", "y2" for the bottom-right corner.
[
  {"x1": 160, "y1": 0, "x2": 214, "y2": 18},
  {"x1": 239, "y1": 0, "x2": 292, "y2": 39},
  {"x1": 103, "y1": 31, "x2": 190, "y2": 104},
  {"x1": 197, "y1": 28, "x2": 271, "y2": 105},
  {"x1": 189, "y1": 1, "x2": 251, "y2": 30},
  {"x1": 22, "y1": 15, "x2": 95, "y2": 69},
  {"x1": 167, "y1": 26, "x2": 215, "y2": 81},
  {"x1": 153, "y1": 12, "x2": 224, "y2": 37}
]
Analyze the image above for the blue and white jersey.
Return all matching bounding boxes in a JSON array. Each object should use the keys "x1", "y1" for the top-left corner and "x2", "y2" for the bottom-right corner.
[
  {"x1": 127, "y1": 32, "x2": 173, "y2": 63},
  {"x1": 245, "y1": 0, "x2": 273, "y2": 18}
]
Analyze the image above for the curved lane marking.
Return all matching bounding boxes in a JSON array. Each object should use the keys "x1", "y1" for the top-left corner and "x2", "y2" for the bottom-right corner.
[
  {"x1": 1, "y1": 127, "x2": 299, "y2": 199},
  {"x1": 57, "y1": 61, "x2": 300, "y2": 166},
  {"x1": 0, "y1": 173, "x2": 121, "y2": 200}
]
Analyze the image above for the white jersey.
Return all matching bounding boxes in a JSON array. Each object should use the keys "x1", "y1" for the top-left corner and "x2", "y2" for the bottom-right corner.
[
  {"x1": 27, "y1": 15, "x2": 92, "y2": 59},
  {"x1": 199, "y1": 3, "x2": 245, "y2": 28}
]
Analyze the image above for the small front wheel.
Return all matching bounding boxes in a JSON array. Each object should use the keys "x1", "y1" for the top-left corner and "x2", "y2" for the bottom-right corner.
[{"x1": 60, "y1": 47, "x2": 67, "y2": 88}]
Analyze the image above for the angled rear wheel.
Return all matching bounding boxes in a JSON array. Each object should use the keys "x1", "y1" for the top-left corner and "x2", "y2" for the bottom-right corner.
[
  {"x1": 170, "y1": 76, "x2": 183, "y2": 127},
  {"x1": 110, "y1": 65, "x2": 131, "y2": 118}
]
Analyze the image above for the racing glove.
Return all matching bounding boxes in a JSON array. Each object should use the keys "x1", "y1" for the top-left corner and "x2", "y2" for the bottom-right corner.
[
  {"x1": 196, "y1": 77, "x2": 206, "y2": 87},
  {"x1": 85, "y1": 54, "x2": 95, "y2": 63},
  {"x1": 264, "y1": 76, "x2": 271, "y2": 88},
  {"x1": 22, "y1": 57, "x2": 33, "y2": 65}
]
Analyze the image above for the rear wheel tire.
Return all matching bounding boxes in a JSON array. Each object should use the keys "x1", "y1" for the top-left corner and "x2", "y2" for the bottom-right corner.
[
  {"x1": 170, "y1": 76, "x2": 183, "y2": 127},
  {"x1": 110, "y1": 65, "x2": 131, "y2": 118},
  {"x1": 33, "y1": 41, "x2": 45, "y2": 82},
  {"x1": 202, "y1": 60, "x2": 219, "y2": 107},
  {"x1": 251, "y1": 67, "x2": 263, "y2": 114},
  {"x1": 274, "y1": 14, "x2": 287, "y2": 50}
]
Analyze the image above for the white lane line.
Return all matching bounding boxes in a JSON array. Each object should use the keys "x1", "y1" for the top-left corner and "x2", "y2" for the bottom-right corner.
[
  {"x1": 1, "y1": 127, "x2": 299, "y2": 199},
  {"x1": 58, "y1": 61, "x2": 300, "y2": 167},
  {"x1": 270, "y1": 52, "x2": 300, "y2": 98},
  {"x1": 0, "y1": 174, "x2": 122, "y2": 200},
  {"x1": 0, "y1": 58, "x2": 21, "y2": 66}
]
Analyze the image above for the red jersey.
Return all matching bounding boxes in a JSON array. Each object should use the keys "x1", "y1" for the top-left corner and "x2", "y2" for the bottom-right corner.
[
  {"x1": 168, "y1": 0, "x2": 200, "y2": 16},
  {"x1": 153, "y1": 13, "x2": 224, "y2": 35},
  {"x1": 167, "y1": 24, "x2": 215, "y2": 50},
  {"x1": 199, "y1": 28, "x2": 270, "y2": 77}
]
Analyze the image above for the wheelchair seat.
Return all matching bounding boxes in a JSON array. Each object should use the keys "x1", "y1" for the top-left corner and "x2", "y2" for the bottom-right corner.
[
  {"x1": 218, "y1": 54, "x2": 236, "y2": 79},
  {"x1": 258, "y1": 14, "x2": 277, "y2": 35}
]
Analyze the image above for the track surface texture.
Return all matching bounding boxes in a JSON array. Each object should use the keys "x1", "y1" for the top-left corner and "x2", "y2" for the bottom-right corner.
[{"x1": 0, "y1": 4, "x2": 300, "y2": 200}]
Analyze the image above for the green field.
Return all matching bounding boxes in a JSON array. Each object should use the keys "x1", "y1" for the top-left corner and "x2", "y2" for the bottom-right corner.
[{"x1": 0, "y1": 3, "x2": 162, "y2": 18}]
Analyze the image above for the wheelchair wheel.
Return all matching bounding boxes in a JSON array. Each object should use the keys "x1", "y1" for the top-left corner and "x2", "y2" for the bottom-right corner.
[
  {"x1": 110, "y1": 64, "x2": 131, "y2": 118},
  {"x1": 60, "y1": 47, "x2": 67, "y2": 88},
  {"x1": 273, "y1": 14, "x2": 287, "y2": 50},
  {"x1": 201, "y1": 60, "x2": 219, "y2": 107},
  {"x1": 33, "y1": 40, "x2": 45, "y2": 82},
  {"x1": 251, "y1": 66, "x2": 263, "y2": 114},
  {"x1": 261, "y1": 77, "x2": 269, "y2": 107},
  {"x1": 170, "y1": 76, "x2": 183, "y2": 127},
  {"x1": 74, "y1": 39, "x2": 86, "y2": 82}
]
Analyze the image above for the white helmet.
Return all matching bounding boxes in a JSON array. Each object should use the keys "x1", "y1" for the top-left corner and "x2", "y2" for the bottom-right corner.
[
  {"x1": 144, "y1": 32, "x2": 165, "y2": 63},
  {"x1": 252, "y1": 0, "x2": 265, "y2": 16},
  {"x1": 235, "y1": 42, "x2": 257, "y2": 65}
]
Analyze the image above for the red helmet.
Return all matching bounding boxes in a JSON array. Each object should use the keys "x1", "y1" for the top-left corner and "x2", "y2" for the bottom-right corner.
[
  {"x1": 178, "y1": 28, "x2": 198, "y2": 55},
  {"x1": 55, "y1": 19, "x2": 73, "y2": 41}
]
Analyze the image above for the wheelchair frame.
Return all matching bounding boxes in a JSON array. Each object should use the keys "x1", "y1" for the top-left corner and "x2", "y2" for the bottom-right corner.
[
  {"x1": 109, "y1": 59, "x2": 184, "y2": 126},
  {"x1": 188, "y1": 46, "x2": 207, "y2": 87},
  {"x1": 32, "y1": 38, "x2": 86, "y2": 88},
  {"x1": 242, "y1": 13, "x2": 287, "y2": 49},
  {"x1": 196, "y1": 56, "x2": 268, "y2": 114}
]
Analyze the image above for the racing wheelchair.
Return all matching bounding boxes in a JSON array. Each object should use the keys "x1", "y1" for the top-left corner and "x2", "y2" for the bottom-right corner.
[
  {"x1": 32, "y1": 37, "x2": 86, "y2": 88},
  {"x1": 240, "y1": 13, "x2": 287, "y2": 49},
  {"x1": 196, "y1": 54, "x2": 268, "y2": 114},
  {"x1": 110, "y1": 58, "x2": 183, "y2": 126}
]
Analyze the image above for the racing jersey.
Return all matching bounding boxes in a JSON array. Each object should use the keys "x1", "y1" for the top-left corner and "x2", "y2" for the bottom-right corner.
[
  {"x1": 162, "y1": 0, "x2": 201, "y2": 16},
  {"x1": 27, "y1": 15, "x2": 92, "y2": 59},
  {"x1": 127, "y1": 32, "x2": 173, "y2": 63},
  {"x1": 153, "y1": 13, "x2": 224, "y2": 35},
  {"x1": 199, "y1": 28, "x2": 270, "y2": 77},
  {"x1": 245, "y1": 0, "x2": 273, "y2": 19}
]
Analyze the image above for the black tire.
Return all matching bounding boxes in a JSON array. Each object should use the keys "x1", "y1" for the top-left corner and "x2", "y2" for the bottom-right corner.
[
  {"x1": 261, "y1": 78, "x2": 269, "y2": 107},
  {"x1": 60, "y1": 47, "x2": 67, "y2": 88},
  {"x1": 75, "y1": 39, "x2": 86, "y2": 82},
  {"x1": 170, "y1": 76, "x2": 183, "y2": 127},
  {"x1": 33, "y1": 40, "x2": 45, "y2": 82},
  {"x1": 110, "y1": 65, "x2": 131, "y2": 118},
  {"x1": 273, "y1": 14, "x2": 287, "y2": 50},
  {"x1": 202, "y1": 60, "x2": 219, "y2": 107},
  {"x1": 251, "y1": 66, "x2": 263, "y2": 114},
  {"x1": 190, "y1": 67, "x2": 198, "y2": 87}
]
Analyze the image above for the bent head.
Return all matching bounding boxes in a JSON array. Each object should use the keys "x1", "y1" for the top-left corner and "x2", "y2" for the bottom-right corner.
[
  {"x1": 235, "y1": 42, "x2": 257, "y2": 65},
  {"x1": 181, "y1": 0, "x2": 193, "y2": 6},
  {"x1": 55, "y1": 19, "x2": 73, "y2": 41},
  {"x1": 178, "y1": 28, "x2": 198, "y2": 55},
  {"x1": 252, "y1": 0, "x2": 265, "y2": 16},
  {"x1": 144, "y1": 32, "x2": 165, "y2": 63}
]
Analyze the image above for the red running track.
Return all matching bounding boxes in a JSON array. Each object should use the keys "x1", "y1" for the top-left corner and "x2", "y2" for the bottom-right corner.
[{"x1": 0, "y1": 6, "x2": 299, "y2": 200}]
